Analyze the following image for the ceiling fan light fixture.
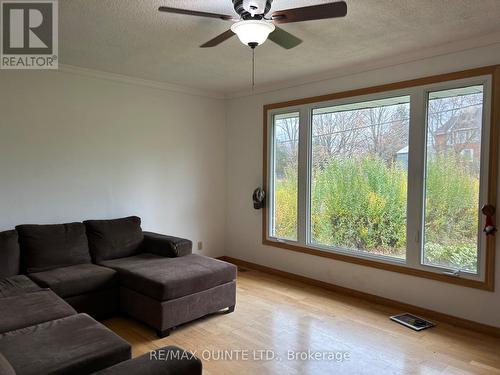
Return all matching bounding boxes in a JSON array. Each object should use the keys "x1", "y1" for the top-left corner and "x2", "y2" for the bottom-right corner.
[{"x1": 230, "y1": 20, "x2": 275, "y2": 47}]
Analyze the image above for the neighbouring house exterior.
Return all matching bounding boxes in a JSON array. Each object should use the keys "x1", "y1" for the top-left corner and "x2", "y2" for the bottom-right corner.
[
  {"x1": 395, "y1": 146, "x2": 409, "y2": 169},
  {"x1": 434, "y1": 106, "x2": 482, "y2": 160},
  {"x1": 395, "y1": 106, "x2": 482, "y2": 168}
]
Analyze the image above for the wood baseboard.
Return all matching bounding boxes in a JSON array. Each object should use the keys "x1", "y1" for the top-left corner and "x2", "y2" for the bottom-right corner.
[{"x1": 219, "y1": 256, "x2": 500, "y2": 338}]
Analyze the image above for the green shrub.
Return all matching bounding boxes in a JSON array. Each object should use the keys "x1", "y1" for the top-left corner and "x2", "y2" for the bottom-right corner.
[
  {"x1": 424, "y1": 153, "x2": 479, "y2": 244},
  {"x1": 274, "y1": 169, "x2": 298, "y2": 240},
  {"x1": 424, "y1": 152, "x2": 479, "y2": 271},
  {"x1": 274, "y1": 152, "x2": 479, "y2": 270},
  {"x1": 310, "y1": 156, "x2": 407, "y2": 256},
  {"x1": 424, "y1": 242, "x2": 477, "y2": 272}
]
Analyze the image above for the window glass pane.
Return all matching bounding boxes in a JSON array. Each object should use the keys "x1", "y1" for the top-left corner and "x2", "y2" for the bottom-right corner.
[
  {"x1": 272, "y1": 112, "x2": 299, "y2": 240},
  {"x1": 311, "y1": 96, "x2": 410, "y2": 259},
  {"x1": 423, "y1": 85, "x2": 483, "y2": 273}
]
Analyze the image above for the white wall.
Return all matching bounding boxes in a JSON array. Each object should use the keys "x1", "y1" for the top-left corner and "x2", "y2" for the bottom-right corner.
[
  {"x1": 225, "y1": 43, "x2": 500, "y2": 328},
  {"x1": 0, "y1": 69, "x2": 226, "y2": 258}
]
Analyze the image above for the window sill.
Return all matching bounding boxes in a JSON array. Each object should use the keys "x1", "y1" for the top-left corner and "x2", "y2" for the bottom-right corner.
[{"x1": 262, "y1": 238, "x2": 494, "y2": 291}]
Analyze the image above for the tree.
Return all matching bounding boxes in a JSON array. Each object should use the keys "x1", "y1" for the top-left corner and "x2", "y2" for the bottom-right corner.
[{"x1": 274, "y1": 116, "x2": 299, "y2": 177}]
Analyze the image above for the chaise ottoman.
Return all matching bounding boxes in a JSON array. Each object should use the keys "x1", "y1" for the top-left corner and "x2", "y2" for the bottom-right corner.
[{"x1": 100, "y1": 253, "x2": 237, "y2": 337}]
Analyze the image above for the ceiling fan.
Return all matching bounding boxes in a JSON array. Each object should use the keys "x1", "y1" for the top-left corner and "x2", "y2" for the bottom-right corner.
[{"x1": 158, "y1": 0, "x2": 348, "y2": 50}]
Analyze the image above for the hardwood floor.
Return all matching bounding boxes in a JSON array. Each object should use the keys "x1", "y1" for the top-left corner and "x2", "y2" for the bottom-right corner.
[{"x1": 104, "y1": 268, "x2": 500, "y2": 375}]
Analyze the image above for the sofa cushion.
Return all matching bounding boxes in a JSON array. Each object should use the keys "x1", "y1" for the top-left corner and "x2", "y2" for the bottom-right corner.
[
  {"x1": 0, "y1": 275, "x2": 42, "y2": 298},
  {"x1": 100, "y1": 253, "x2": 237, "y2": 301},
  {"x1": 0, "y1": 314, "x2": 131, "y2": 375},
  {"x1": 16, "y1": 222, "x2": 91, "y2": 273},
  {"x1": 84, "y1": 216, "x2": 144, "y2": 262},
  {"x1": 0, "y1": 352, "x2": 15, "y2": 375},
  {"x1": 0, "y1": 230, "x2": 20, "y2": 278},
  {"x1": 93, "y1": 346, "x2": 202, "y2": 375},
  {"x1": 65, "y1": 288, "x2": 118, "y2": 319},
  {"x1": 0, "y1": 290, "x2": 76, "y2": 333},
  {"x1": 28, "y1": 264, "x2": 117, "y2": 298}
]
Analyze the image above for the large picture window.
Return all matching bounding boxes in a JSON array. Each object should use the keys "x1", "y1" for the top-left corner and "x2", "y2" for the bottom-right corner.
[
  {"x1": 311, "y1": 96, "x2": 410, "y2": 259},
  {"x1": 264, "y1": 67, "x2": 498, "y2": 290}
]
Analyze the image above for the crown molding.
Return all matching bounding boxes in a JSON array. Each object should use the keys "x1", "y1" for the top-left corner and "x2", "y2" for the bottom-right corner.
[
  {"x1": 58, "y1": 64, "x2": 227, "y2": 100},
  {"x1": 227, "y1": 31, "x2": 500, "y2": 99}
]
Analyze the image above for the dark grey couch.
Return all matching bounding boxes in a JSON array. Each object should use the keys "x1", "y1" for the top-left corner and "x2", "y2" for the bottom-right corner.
[
  {"x1": 12, "y1": 216, "x2": 236, "y2": 336},
  {"x1": 0, "y1": 216, "x2": 229, "y2": 374}
]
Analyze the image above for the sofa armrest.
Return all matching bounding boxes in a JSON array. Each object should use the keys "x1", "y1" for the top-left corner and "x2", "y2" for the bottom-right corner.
[
  {"x1": 142, "y1": 232, "x2": 192, "y2": 258},
  {"x1": 92, "y1": 346, "x2": 202, "y2": 375}
]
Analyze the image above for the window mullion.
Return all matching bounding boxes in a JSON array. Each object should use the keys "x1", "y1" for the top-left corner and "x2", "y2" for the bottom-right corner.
[
  {"x1": 297, "y1": 107, "x2": 310, "y2": 246},
  {"x1": 267, "y1": 112, "x2": 275, "y2": 239},
  {"x1": 406, "y1": 89, "x2": 426, "y2": 268}
]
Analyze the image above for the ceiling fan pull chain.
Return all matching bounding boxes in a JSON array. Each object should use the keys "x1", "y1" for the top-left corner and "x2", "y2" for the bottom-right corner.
[{"x1": 252, "y1": 47, "x2": 255, "y2": 91}]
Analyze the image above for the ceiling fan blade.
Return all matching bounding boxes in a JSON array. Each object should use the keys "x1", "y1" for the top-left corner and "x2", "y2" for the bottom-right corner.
[
  {"x1": 272, "y1": 1, "x2": 347, "y2": 24},
  {"x1": 158, "y1": 6, "x2": 236, "y2": 21},
  {"x1": 200, "y1": 29, "x2": 235, "y2": 48},
  {"x1": 268, "y1": 27, "x2": 302, "y2": 49}
]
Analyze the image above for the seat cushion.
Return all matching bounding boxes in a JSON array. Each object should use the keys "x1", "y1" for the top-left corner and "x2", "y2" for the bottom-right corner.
[
  {"x1": 0, "y1": 290, "x2": 76, "y2": 333},
  {"x1": 28, "y1": 264, "x2": 117, "y2": 298},
  {"x1": 0, "y1": 275, "x2": 42, "y2": 298},
  {"x1": 0, "y1": 230, "x2": 20, "y2": 278},
  {"x1": 16, "y1": 222, "x2": 91, "y2": 273},
  {"x1": 100, "y1": 253, "x2": 237, "y2": 301},
  {"x1": 0, "y1": 314, "x2": 131, "y2": 375},
  {"x1": 84, "y1": 216, "x2": 144, "y2": 262},
  {"x1": 93, "y1": 346, "x2": 202, "y2": 375},
  {"x1": 65, "y1": 288, "x2": 118, "y2": 319}
]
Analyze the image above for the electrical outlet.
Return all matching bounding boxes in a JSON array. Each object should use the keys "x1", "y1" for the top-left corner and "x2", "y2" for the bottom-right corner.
[{"x1": 197, "y1": 241, "x2": 203, "y2": 251}]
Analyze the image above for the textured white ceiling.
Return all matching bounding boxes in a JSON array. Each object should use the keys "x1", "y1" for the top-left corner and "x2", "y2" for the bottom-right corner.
[{"x1": 60, "y1": 0, "x2": 500, "y2": 95}]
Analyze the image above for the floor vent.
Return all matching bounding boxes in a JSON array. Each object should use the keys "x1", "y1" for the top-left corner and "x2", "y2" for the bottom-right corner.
[{"x1": 390, "y1": 313, "x2": 435, "y2": 331}]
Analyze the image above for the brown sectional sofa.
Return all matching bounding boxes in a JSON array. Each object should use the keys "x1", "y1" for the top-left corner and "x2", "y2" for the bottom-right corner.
[{"x1": 0, "y1": 216, "x2": 236, "y2": 374}]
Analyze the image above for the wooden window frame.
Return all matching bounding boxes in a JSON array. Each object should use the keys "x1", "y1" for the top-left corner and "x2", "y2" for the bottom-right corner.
[{"x1": 262, "y1": 65, "x2": 500, "y2": 291}]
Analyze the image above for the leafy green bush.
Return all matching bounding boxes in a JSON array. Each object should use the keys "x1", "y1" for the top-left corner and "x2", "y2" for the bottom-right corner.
[
  {"x1": 311, "y1": 156, "x2": 406, "y2": 257},
  {"x1": 274, "y1": 169, "x2": 298, "y2": 240},
  {"x1": 423, "y1": 242, "x2": 477, "y2": 272},
  {"x1": 424, "y1": 153, "x2": 479, "y2": 243},
  {"x1": 424, "y1": 152, "x2": 479, "y2": 271},
  {"x1": 274, "y1": 152, "x2": 479, "y2": 270}
]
